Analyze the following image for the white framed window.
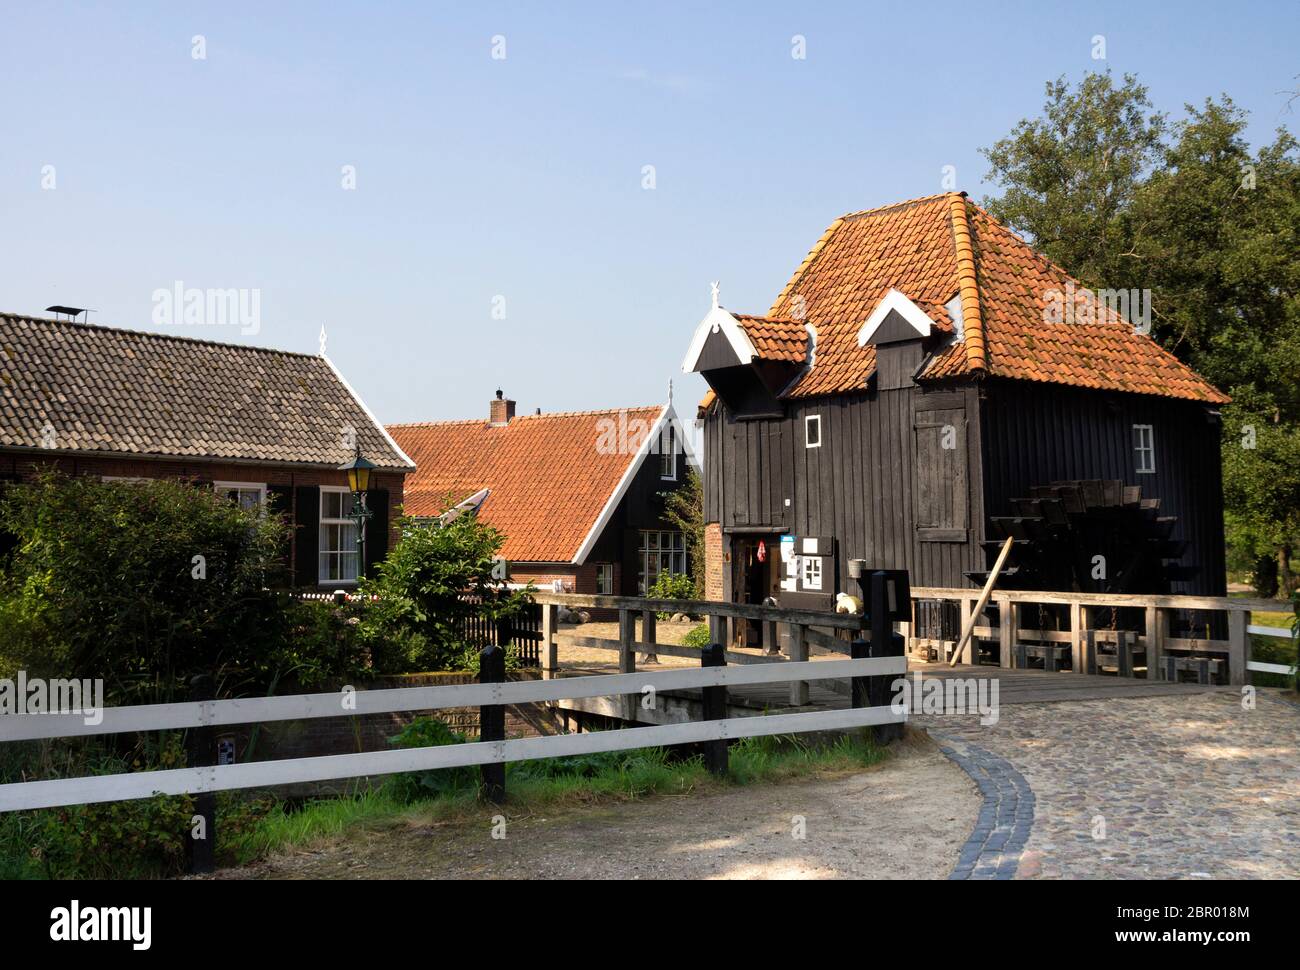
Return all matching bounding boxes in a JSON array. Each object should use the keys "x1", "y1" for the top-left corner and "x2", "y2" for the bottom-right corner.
[
  {"x1": 1133, "y1": 424, "x2": 1155, "y2": 474},
  {"x1": 595, "y1": 563, "x2": 615, "y2": 595},
  {"x1": 659, "y1": 424, "x2": 677, "y2": 480},
  {"x1": 805, "y1": 414, "x2": 822, "y2": 449},
  {"x1": 214, "y1": 481, "x2": 266, "y2": 511},
  {"x1": 319, "y1": 486, "x2": 359, "y2": 583},
  {"x1": 637, "y1": 530, "x2": 686, "y2": 594},
  {"x1": 802, "y1": 555, "x2": 823, "y2": 591}
]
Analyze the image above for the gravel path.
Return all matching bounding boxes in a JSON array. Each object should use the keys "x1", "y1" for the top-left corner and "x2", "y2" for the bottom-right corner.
[
  {"x1": 917, "y1": 691, "x2": 1300, "y2": 879},
  {"x1": 226, "y1": 732, "x2": 980, "y2": 880}
]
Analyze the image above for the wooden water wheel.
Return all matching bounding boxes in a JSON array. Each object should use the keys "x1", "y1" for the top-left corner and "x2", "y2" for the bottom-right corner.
[{"x1": 968, "y1": 479, "x2": 1196, "y2": 595}]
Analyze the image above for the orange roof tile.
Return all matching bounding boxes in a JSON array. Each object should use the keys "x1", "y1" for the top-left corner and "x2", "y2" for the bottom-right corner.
[
  {"x1": 387, "y1": 406, "x2": 665, "y2": 563},
  {"x1": 732, "y1": 313, "x2": 807, "y2": 363},
  {"x1": 753, "y1": 193, "x2": 1227, "y2": 404}
]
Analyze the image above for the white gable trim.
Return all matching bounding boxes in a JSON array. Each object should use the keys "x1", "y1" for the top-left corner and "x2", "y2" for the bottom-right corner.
[
  {"x1": 321, "y1": 354, "x2": 417, "y2": 468},
  {"x1": 681, "y1": 305, "x2": 758, "y2": 372},
  {"x1": 856, "y1": 288, "x2": 935, "y2": 346},
  {"x1": 573, "y1": 404, "x2": 697, "y2": 564}
]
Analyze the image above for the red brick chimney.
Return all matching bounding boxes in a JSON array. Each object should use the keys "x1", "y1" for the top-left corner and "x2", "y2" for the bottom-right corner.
[{"x1": 489, "y1": 388, "x2": 516, "y2": 426}]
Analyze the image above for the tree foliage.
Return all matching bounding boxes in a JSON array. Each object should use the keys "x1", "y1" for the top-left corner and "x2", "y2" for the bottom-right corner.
[{"x1": 659, "y1": 467, "x2": 705, "y2": 598}]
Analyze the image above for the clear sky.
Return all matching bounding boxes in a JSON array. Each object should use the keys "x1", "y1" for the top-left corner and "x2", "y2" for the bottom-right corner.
[{"x1": 1, "y1": 1, "x2": 1296, "y2": 424}]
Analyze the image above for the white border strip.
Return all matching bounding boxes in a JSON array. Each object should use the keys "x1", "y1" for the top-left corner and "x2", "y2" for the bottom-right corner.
[
  {"x1": 0, "y1": 657, "x2": 906, "y2": 742},
  {"x1": 0, "y1": 704, "x2": 905, "y2": 811},
  {"x1": 321, "y1": 352, "x2": 416, "y2": 468}
]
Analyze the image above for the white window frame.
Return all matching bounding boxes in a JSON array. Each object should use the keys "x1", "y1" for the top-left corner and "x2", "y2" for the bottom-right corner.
[
  {"x1": 659, "y1": 424, "x2": 677, "y2": 480},
  {"x1": 802, "y1": 555, "x2": 823, "y2": 591},
  {"x1": 318, "y1": 485, "x2": 360, "y2": 585},
  {"x1": 214, "y1": 481, "x2": 267, "y2": 511},
  {"x1": 595, "y1": 563, "x2": 615, "y2": 595},
  {"x1": 1133, "y1": 424, "x2": 1155, "y2": 474},
  {"x1": 805, "y1": 414, "x2": 822, "y2": 449}
]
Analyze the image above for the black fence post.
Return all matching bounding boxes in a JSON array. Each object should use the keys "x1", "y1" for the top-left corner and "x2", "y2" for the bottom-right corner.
[
  {"x1": 700, "y1": 642, "x2": 728, "y2": 776},
  {"x1": 186, "y1": 674, "x2": 216, "y2": 875},
  {"x1": 850, "y1": 636, "x2": 871, "y2": 711},
  {"x1": 479, "y1": 644, "x2": 506, "y2": 804},
  {"x1": 869, "y1": 571, "x2": 907, "y2": 744}
]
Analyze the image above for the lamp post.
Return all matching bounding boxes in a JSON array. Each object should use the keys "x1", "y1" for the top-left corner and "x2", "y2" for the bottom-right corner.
[{"x1": 338, "y1": 445, "x2": 376, "y2": 576}]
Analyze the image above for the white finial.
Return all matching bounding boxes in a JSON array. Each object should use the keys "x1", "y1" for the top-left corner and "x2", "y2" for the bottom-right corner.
[
  {"x1": 318, "y1": 325, "x2": 328, "y2": 356},
  {"x1": 667, "y1": 378, "x2": 673, "y2": 405},
  {"x1": 710, "y1": 280, "x2": 720, "y2": 309}
]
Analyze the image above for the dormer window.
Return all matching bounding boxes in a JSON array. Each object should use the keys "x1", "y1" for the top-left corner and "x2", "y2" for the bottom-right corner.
[{"x1": 806, "y1": 414, "x2": 822, "y2": 449}]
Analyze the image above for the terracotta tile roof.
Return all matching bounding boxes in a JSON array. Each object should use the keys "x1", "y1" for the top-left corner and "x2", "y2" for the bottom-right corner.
[
  {"x1": 0, "y1": 312, "x2": 413, "y2": 468},
  {"x1": 732, "y1": 313, "x2": 808, "y2": 363},
  {"x1": 755, "y1": 193, "x2": 1227, "y2": 404},
  {"x1": 388, "y1": 406, "x2": 666, "y2": 562}
]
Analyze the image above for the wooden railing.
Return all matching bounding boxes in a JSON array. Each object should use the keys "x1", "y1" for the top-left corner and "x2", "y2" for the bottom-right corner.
[
  {"x1": 532, "y1": 592, "x2": 869, "y2": 706},
  {"x1": 904, "y1": 586, "x2": 1296, "y2": 686}
]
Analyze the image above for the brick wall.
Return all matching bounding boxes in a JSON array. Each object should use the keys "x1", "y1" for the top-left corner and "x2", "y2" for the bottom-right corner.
[
  {"x1": 0, "y1": 451, "x2": 406, "y2": 582},
  {"x1": 704, "y1": 521, "x2": 724, "y2": 601}
]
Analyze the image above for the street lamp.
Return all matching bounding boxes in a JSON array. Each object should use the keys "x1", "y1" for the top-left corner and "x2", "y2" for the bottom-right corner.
[{"x1": 337, "y1": 445, "x2": 376, "y2": 573}]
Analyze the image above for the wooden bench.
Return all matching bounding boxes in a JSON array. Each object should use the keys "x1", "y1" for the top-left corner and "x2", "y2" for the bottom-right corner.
[
  {"x1": 1014, "y1": 641, "x2": 1072, "y2": 672},
  {"x1": 1162, "y1": 654, "x2": 1225, "y2": 685}
]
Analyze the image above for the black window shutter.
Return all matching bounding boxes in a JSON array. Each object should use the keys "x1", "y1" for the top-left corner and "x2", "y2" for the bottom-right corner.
[
  {"x1": 294, "y1": 486, "x2": 320, "y2": 586},
  {"x1": 365, "y1": 489, "x2": 389, "y2": 575},
  {"x1": 265, "y1": 485, "x2": 293, "y2": 586}
]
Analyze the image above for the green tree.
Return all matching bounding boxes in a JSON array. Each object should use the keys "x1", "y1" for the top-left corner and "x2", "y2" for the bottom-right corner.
[
  {"x1": 358, "y1": 508, "x2": 532, "y2": 672},
  {"x1": 0, "y1": 472, "x2": 294, "y2": 703},
  {"x1": 981, "y1": 72, "x2": 1166, "y2": 291},
  {"x1": 659, "y1": 467, "x2": 705, "y2": 598}
]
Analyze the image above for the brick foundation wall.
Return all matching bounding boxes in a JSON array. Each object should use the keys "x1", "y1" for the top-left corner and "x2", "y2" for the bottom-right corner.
[{"x1": 704, "y1": 521, "x2": 724, "y2": 601}]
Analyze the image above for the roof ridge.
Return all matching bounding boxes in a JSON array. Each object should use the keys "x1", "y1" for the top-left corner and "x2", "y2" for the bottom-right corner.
[
  {"x1": 387, "y1": 405, "x2": 663, "y2": 429},
  {"x1": 0, "y1": 310, "x2": 321, "y2": 360},
  {"x1": 946, "y1": 193, "x2": 987, "y2": 373},
  {"x1": 838, "y1": 192, "x2": 953, "y2": 221}
]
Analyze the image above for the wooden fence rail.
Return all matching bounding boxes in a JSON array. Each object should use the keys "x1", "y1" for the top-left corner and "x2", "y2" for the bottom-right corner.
[{"x1": 903, "y1": 585, "x2": 1296, "y2": 685}]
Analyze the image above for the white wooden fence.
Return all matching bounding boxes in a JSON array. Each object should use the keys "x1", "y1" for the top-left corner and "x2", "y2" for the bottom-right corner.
[{"x1": 0, "y1": 656, "x2": 907, "y2": 813}]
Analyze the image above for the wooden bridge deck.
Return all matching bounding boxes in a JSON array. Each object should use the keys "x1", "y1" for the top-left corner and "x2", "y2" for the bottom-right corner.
[{"x1": 555, "y1": 659, "x2": 1230, "y2": 723}]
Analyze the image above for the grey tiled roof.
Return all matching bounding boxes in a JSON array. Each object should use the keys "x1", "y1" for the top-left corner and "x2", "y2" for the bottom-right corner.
[{"x1": 0, "y1": 312, "x2": 413, "y2": 469}]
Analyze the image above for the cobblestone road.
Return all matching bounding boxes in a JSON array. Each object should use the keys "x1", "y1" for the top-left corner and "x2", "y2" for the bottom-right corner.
[{"x1": 920, "y1": 691, "x2": 1300, "y2": 879}]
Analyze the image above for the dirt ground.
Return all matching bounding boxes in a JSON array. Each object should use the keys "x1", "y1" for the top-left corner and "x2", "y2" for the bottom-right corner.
[{"x1": 225, "y1": 731, "x2": 979, "y2": 880}]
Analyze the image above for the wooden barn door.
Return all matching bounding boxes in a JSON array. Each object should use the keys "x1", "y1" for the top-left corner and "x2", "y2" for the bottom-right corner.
[{"x1": 913, "y1": 405, "x2": 968, "y2": 542}]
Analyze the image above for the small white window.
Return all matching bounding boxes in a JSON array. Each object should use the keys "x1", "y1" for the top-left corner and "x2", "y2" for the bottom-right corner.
[
  {"x1": 659, "y1": 424, "x2": 677, "y2": 479},
  {"x1": 802, "y1": 555, "x2": 823, "y2": 591},
  {"x1": 215, "y1": 481, "x2": 266, "y2": 511},
  {"x1": 595, "y1": 563, "x2": 615, "y2": 595},
  {"x1": 1133, "y1": 424, "x2": 1155, "y2": 474},
  {"x1": 805, "y1": 414, "x2": 822, "y2": 449},
  {"x1": 319, "y1": 486, "x2": 359, "y2": 583}
]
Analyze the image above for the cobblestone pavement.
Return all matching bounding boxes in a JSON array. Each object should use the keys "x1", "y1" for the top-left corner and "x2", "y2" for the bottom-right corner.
[{"x1": 919, "y1": 691, "x2": 1300, "y2": 879}]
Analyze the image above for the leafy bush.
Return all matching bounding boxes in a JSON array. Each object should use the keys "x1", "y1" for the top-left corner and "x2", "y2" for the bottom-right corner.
[
  {"x1": 648, "y1": 571, "x2": 697, "y2": 619},
  {"x1": 357, "y1": 511, "x2": 533, "y2": 672},
  {"x1": 681, "y1": 624, "x2": 711, "y2": 648},
  {"x1": 385, "y1": 717, "x2": 478, "y2": 802},
  {"x1": 0, "y1": 471, "x2": 295, "y2": 705}
]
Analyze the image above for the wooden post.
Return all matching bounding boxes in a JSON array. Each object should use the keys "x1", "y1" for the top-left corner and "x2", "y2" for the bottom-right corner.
[
  {"x1": 1070, "y1": 601, "x2": 1084, "y2": 674},
  {"x1": 700, "y1": 643, "x2": 728, "y2": 776},
  {"x1": 788, "y1": 624, "x2": 810, "y2": 707},
  {"x1": 867, "y1": 571, "x2": 906, "y2": 743},
  {"x1": 640, "y1": 608, "x2": 659, "y2": 664},
  {"x1": 1143, "y1": 605, "x2": 1162, "y2": 680},
  {"x1": 186, "y1": 674, "x2": 216, "y2": 875},
  {"x1": 540, "y1": 603, "x2": 559, "y2": 680},
  {"x1": 960, "y1": 596, "x2": 976, "y2": 664},
  {"x1": 1227, "y1": 608, "x2": 1248, "y2": 686},
  {"x1": 763, "y1": 618, "x2": 781, "y2": 656},
  {"x1": 479, "y1": 644, "x2": 506, "y2": 803},
  {"x1": 618, "y1": 608, "x2": 636, "y2": 674},
  {"x1": 998, "y1": 596, "x2": 1017, "y2": 669}
]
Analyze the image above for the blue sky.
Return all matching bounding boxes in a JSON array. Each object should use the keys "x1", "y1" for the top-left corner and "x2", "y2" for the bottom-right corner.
[{"x1": 1, "y1": 1, "x2": 1296, "y2": 424}]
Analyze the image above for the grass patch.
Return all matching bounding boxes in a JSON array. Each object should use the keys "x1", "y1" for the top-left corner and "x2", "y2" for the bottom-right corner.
[{"x1": 222, "y1": 729, "x2": 887, "y2": 865}]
